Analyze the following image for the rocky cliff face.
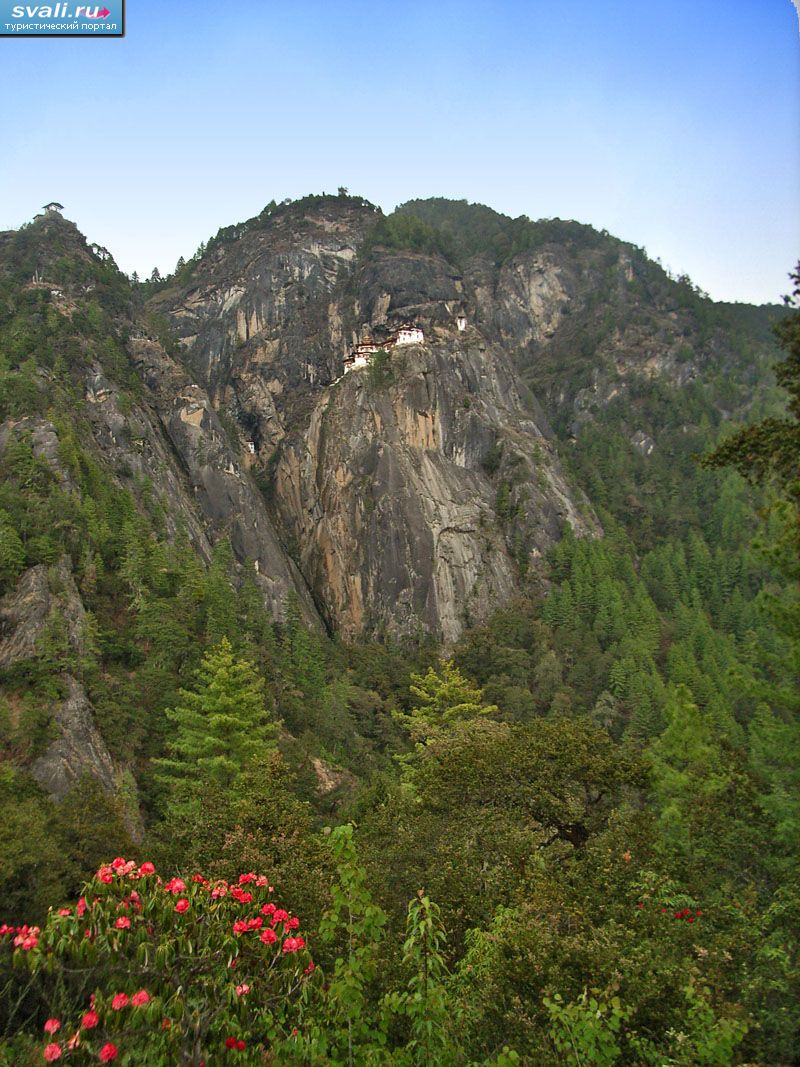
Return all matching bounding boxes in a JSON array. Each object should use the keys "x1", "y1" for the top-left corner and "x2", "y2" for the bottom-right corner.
[
  {"x1": 0, "y1": 557, "x2": 116, "y2": 801},
  {"x1": 153, "y1": 198, "x2": 599, "y2": 641},
  {"x1": 274, "y1": 338, "x2": 594, "y2": 642},
  {"x1": 90, "y1": 338, "x2": 321, "y2": 626}
]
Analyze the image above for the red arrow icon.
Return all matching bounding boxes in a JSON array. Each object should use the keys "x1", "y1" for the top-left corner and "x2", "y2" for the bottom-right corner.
[{"x1": 85, "y1": 6, "x2": 110, "y2": 15}]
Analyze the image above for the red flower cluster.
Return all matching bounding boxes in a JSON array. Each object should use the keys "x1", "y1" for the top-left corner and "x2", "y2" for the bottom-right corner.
[
  {"x1": 282, "y1": 937, "x2": 305, "y2": 954},
  {"x1": 673, "y1": 907, "x2": 702, "y2": 923},
  {"x1": 0, "y1": 923, "x2": 41, "y2": 950},
  {"x1": 7, "y1": 860, "x2": 309, "y2": 1063}
]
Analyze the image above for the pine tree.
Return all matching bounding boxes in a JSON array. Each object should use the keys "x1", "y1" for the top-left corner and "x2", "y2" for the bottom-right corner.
[
  {"x1": 204, "y1": 538, "x2": 238, "y2": 645},
  {"x1": 155, "y1": 638, "x2": 275, "y2": 819},
  {"x1": 649, "y1": 684, "x2": 728, "y2": 857},
  {"x1": 0, "y1": 509, "x2": 24, "y2": 587},
  {"x1": 398, "y1": 660, "x2": 497, "y2": 744}
]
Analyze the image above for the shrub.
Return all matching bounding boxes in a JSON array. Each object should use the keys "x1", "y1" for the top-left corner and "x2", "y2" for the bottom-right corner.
[{"x1": 1, "y1": 858, "x2": 313, "y2": 1064}]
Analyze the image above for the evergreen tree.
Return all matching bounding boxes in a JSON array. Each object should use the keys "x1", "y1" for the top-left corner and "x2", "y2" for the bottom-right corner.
[
  {"x1": 155, "y1": 638, "x2": 275, "y2": 819},
  {"x1": 399, "y1": 660, "x2": 497, "y2": 743}
]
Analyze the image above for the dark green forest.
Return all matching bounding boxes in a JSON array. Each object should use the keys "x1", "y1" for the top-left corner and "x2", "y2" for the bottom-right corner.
[{"x1": 0, "y1": 203, "x2": 798, "y2": 1065}]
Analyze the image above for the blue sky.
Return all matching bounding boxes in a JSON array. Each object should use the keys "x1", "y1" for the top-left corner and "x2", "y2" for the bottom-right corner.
[{"x1": 0, "y1": 0, "x2": 798, "y2": 303}]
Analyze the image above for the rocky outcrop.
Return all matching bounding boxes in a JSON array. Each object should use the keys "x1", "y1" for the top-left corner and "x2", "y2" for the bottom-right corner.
[
  {"x1": 0, "y1": 561, "x2": 116, "y2": 801},
  {"x1": 0, "y1": 558, "x2": 87, "y2": 670},
  {"x1": 31, "y1": 675, "x2": 116, "y2": 801},
  {"x1": 0, "y1": 565, "x2": 53, "y2": 669}
]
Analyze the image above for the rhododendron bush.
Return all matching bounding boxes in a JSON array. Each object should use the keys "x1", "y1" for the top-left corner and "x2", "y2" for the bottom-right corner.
[{"x1": 1, "y1": 858, "x2": 313, "y2": 1065}]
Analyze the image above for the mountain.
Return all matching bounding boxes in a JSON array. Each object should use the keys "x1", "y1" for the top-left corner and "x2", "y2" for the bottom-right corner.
[
  {"x1": 147, "y1": 193, "x2": 784, "y2": 634},
  {"x1": 2, "y1": 196, "x2": 797, "y2": 1064},
  {"x1": 0, "y1": 195, "x2": 785, "y2": 803}
]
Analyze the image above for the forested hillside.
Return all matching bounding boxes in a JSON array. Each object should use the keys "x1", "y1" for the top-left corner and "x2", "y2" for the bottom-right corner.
[{"x1": 0, "y1": 198, "x2": 797, "y2": 1065}]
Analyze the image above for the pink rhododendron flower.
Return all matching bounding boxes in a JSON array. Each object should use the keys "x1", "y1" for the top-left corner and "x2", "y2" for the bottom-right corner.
[
  {"x1": 131, "y1": 990, "x2": 150, "y2": 1007},
  {"x1": 58, "y1": 908, "x2": 71, "y2": 917},
  {"x1": 282, "y1": 936, "x2": 305, "y2": 953},
  {"x1": 13, "y1": 925, "x2": 40, "y2": 951},
  {"x1": 174, "y1": 898, "x2": 190, "y2": 914},
  {"x1": 99, "y1": 1043, "x2": 118, "y2": 1062},
  {"x1": 43, "y1": 1043, "x2": 62, "y2": 1061},
  {"x1": 164, "y1": 878, "x2": 186, "y2": 895},
  {"x1": 111, "y1": 993, "x2": 130, "y2": 1010},
  {"x1": 138, "y1": 862, "x2": 155, "y2": 876},
  {"x1": 272, "y1": 908, "x2": 289, "y2": 925},
  {"x1": 115, "y1": 917, "x2": 131, "y2": 929},
  {"x1": 260, "y1": 928, "x2": 277, "y2": 945},
  {"x1": 235, "y1": 983, "x2": 250, "y2": 996},
  {"x1": 111, "y1": 857, "x2": 127, "y2": 870},
  {"x1": 260, "y1": 903, "x2": 276, "y2": 916},
  {"x1": 224, "y1": 1037, "x2": 237, "y2": 1049},
  {"x1": 232, "y1": 920, "x2": 248, "y2": 935},
  {"x1": 44, "y1": 1019, "x2": 61, "y2": 1034},
  {"x1": 81, "y1": 1011, "x2": 99, "y2": 1030},
  {"x1": 77, "y1": 898, "x2": 87, "y2": 918}
]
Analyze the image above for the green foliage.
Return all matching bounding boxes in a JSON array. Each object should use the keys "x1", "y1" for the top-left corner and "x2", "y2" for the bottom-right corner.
[
  {"x1": 395, "y1": 198, "x2": 604, "y2": 265},
  {"x1": 703, "y1": 264, "x2": 800, "y2": 507},
  {"x1": 0, "y1": 512, "x2": 24, "y2": 590},
  {"x1": 363, "y1": 213, "x2": 456, "y2": 261},
  {"x1": 384, "y1": 892, "x2": 453, "y2": 1065},
  {"x1": 543, "y1": 988, "x2": 630, "y2": 1065},
  {"x1": 300, "y1": 824, "x2": 388, "y2": 1063},
  {"x1": 396, "y1": 659, "x2": 497, "y2": 744},
  {"x1": 7, "y1": 857, "x2": 311, "y2": 1064},
  {"x1": 154, "y1": 638, "x2": 276, "y2": 820},
  {"x1": 366, "y1": 347, "x2": 393, "y2": 389}
]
